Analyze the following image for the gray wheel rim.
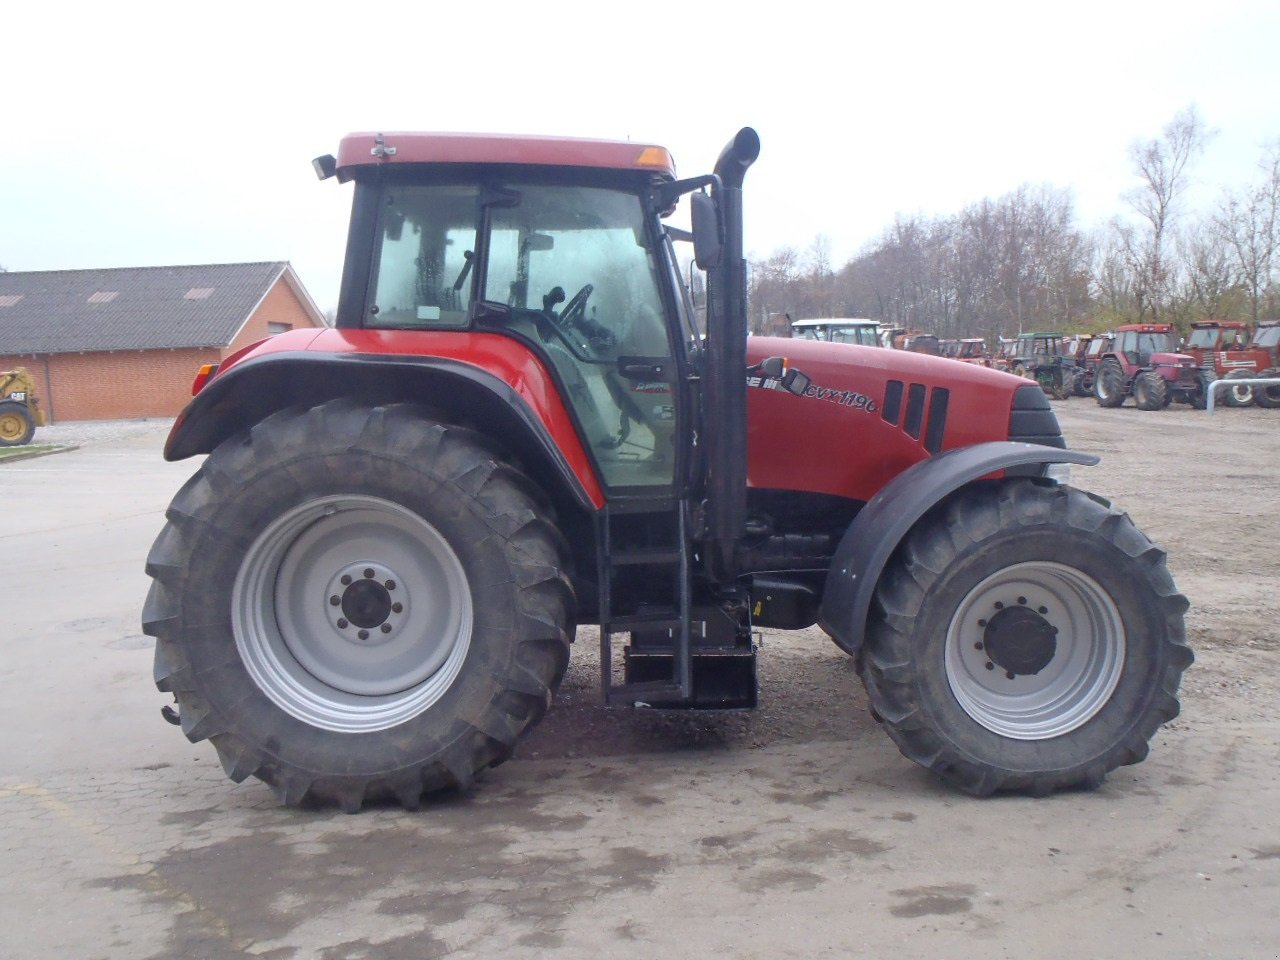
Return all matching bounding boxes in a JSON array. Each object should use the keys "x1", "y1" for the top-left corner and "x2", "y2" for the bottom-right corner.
[
  {"x1": 945, "y1": 561, "x2": 1124, "y2": 740},
  {"x1": 233, "y1": 495, "x2": 473, "y2": 733}
]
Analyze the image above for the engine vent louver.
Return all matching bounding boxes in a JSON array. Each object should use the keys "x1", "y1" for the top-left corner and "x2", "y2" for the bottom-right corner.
[
  {"x1": 882, "y1": 380, "x2": 904, "y2": 425},
  {"x1": 924, "y1": 388, "x2": 949, "y2": 453},
  {"x1": 904, "y1": 384, "x2": 927, "y2": 439},
  {"x1": 883, "y1": 379, "x2": 950, "y2": 453}
]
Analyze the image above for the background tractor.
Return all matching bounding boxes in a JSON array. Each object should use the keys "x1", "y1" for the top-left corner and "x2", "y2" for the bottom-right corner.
[
  {"x1": 1250, "y1": 320, "x2": 1280, "y2": 408},
  {"x1": 0, "y1": 367, "x2": 45, "y2": 446},
  {"x1": 1180, "y1": 321, "x2": 1267, "y2": 407},
  {"x1": 1010, "y1": 332, "x2": 1078, "y2": 399},
  {"x1": 144, "y1": 129, "x2": 1190, "y2": 811},
  {"x1": 1073, "y1": 334, "x2": 1113, "y2": 396},
  {"x1": 1093, "y1": 323, "x2": 1206, "y2": 410}
]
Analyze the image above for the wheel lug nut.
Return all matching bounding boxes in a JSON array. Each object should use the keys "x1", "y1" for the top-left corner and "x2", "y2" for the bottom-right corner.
[
  {"x1": 1017, "y1": 596, "x2": 1027, "y2": 605},
  {"x1": 358, "y1": 629, "x2": 370, "y2": 640},
  {"x1": 392, "y1": 602, "x2": 403, "y2": 614},
  {"x1": 363, "y1": 568, "x2": 375, "y2": 579},
  {"x1": 1038, "y1": 606, "x2": 1048, "y2": 614},
  {"x1": 381, "y1": 624, "x2": 392, "y2": 634},
  {"x1": 985, "y1": 661, "x2": 995, "y2": 671},
  {"x1": 1006, "y1": 670, "x2": 1016, "y2": 680},
  {"x1": 337, "y1": 618, "x2": 349, "y2": 629},
  {"x1": 974, "y1": 642, "x2": 984, "y2": 650},
  {"x1": 385, "y1": 580, "x2": 397, "y2": 591},
  {"x1": 329, "y1": 595, "x2": 340, "y2": 606},
  {"x1": 978, "y1": 619, "x2": 987, "y2": 627},
  {"x1": 341, "y1": 575, "x2": 352, "y2": 586},
  {"x1": 994, "y1": 601, "x2": 1004, "y2": 610}
]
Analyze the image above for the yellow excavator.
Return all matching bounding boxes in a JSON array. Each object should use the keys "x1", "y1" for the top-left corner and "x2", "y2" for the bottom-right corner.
[{"x1": 0, "y1": 368, "x2": 45, "y2": 446}]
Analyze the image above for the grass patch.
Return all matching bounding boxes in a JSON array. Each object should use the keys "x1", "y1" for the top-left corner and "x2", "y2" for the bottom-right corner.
[{"x1": 0, "y1": 443, "x2": 77, "y2": 463}]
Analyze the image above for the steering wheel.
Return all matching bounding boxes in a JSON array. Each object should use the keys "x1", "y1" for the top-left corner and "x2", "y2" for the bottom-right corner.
[{"x1": 559, "y1": 284, "x2": 593, "y2": 330}]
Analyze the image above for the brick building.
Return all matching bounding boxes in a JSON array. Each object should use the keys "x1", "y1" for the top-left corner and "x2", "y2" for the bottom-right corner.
[{"x1": 0, "y1": 262, "x2": 326, "y2": 422}]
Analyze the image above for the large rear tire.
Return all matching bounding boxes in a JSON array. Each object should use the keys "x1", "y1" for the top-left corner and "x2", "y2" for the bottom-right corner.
[
  {"x1": 1094, "y1": 361, "x2": 1126, "y2": 408},
  {"x1": 143, "y1": 401, "x2": 574, "y2": 810},
  {"x1": 860, "y1": 479, "x2": 1191, "y2": 796},
  {"x1": 1222, "y1": 369, "x2": 1255, "y2": 407},
  {"x1": 0, "y1": 401, "x2": 35, "y2": 446},
  {"x1": 1255, "y1": 368, "x2": 1280, "y2": 409}
]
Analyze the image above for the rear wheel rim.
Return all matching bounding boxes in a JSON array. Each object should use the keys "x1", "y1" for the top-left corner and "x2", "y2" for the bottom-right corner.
[
  {"x1": 945, "y1": 561, "x2": 1125, "y2": 739},
  {"x1": 233, "y1": 495, "x2": 473, "y2": 733}
]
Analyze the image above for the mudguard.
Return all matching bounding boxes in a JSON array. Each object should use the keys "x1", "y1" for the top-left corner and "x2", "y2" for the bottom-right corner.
[
  {"x1": 817, "y1": 441, "x2": 1099, "y2": 655},
  {"x1": 165, "y1": 349, "x2": 604, "y2": 512}
]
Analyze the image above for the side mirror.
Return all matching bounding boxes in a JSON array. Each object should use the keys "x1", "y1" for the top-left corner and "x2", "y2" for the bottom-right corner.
[
  {"x1": 782, "y1": 368, "x2": 811, "y2": 397},
  {"x1": 691, "y1": 192, "x2": 723, "y2": 270},
  {"x1": 755, "y1": 356, "x2": 786, "y2": 379}
]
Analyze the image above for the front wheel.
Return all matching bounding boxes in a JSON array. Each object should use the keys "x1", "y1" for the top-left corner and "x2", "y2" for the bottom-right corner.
[
  {"x1": 143, "y1": 401, "x2": 574, "y2": 810},
  {"x1": 1133, "y1": 371, "x2": 1169, "y2": 410},
  {"x1": 860, "y1": 480, "x2": 1191, "y2": 796},
  {"x1": 1094, "y1": 362, "x2": 1126, "y2": 407},
  {"x1": 0, "y1": 401, "x2": 35, "y2": 446}
]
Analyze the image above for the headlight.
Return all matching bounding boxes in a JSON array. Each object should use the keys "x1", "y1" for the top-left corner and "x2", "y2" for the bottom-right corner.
[{"x1": 1044, "y1": 462, "x2": 1072, "y2": 484}]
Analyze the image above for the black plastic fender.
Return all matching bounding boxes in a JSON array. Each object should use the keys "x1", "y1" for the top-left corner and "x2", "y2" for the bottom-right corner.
[{"x1": 817, "y1": 441, "x2": 1099, "y2": 656}]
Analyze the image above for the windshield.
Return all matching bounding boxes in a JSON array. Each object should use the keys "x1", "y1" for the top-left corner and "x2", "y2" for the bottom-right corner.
[
  {"x1": 1137, "y1": 333, "x2": 1173, "y2": 354},
  {"x1": 1187, "y1": 328, "x2": 1219, "y2": 348},
  {"x1": 1254, "y1": 325, "x2": 1280, "y2": 348}
]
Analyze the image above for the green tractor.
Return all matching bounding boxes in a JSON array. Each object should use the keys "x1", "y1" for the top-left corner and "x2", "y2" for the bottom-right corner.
[{"x1": 1010, "y1": 332, "x2": 1079, "y2": 400}]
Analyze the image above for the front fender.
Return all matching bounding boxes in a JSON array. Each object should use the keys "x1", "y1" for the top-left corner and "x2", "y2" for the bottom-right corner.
[{"x1": 817, "y1": 441, "x2": 1099, "y2": 655}]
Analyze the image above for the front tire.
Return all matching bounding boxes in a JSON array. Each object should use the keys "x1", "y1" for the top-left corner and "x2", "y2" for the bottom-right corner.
[
  {"x1": 0, "y1": 401, "x2": 35, "y2": 446},
  {"x1": 143, "y1": 401, "x2": 574, "y2": 810},
  {"x1": 860, "y1": 480, "x2": 1191, "y2": 796},
  {"x1": 1094, "y1": 361, "x2": 1126, "y2": 407},
  {"x1": 1133, "y1": 371, "x2": 1168, "y2": 410}
]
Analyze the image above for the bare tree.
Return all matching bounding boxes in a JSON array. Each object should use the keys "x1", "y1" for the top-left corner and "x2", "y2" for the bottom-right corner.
[
  {"x1": 1123, "y1": 105, "x2": 1212, "y2": 322},
  {"x1": 1212, "y1": 140, "x2": 1280, "y2": 324}
]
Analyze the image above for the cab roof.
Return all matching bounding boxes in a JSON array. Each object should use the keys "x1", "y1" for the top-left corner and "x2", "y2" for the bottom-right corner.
[
  {"x1": 791, "y1": 317, "x2": 879, "y2": 328},
  {"x1": 331, "y1": 132, "x2": 677, "y2": 180}
]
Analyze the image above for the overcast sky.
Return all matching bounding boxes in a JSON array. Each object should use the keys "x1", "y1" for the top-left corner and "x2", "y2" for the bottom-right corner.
[{"x1": 3, "y1": 0, "x2": 1278, "y2": 311}]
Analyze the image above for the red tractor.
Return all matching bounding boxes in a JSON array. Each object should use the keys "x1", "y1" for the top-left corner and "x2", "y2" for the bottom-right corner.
[
  {"x1": 1179, "y1": 321, "x2": 1267, "y2": 406},
  {"x1": 1073, "y1": 334, "x2": 1113, "y2": 396},
  {"x1": 1093, "y1": 323, "x2": 1206, "y2": 410},
  {"x1": 144, "y1": 129, "x2": 1190, "y2": 810},
  {"x1": 1250, "y1": 320, "x2": 1280, "y2": 408}
]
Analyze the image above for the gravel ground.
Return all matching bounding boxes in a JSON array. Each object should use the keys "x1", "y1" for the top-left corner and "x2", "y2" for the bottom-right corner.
[
  {"x1": 37, "y1": 417, "x2": 175, "y2": 447},
  {"x1": 2, "y1": 399, "x2": 1276, "y2": 960}
]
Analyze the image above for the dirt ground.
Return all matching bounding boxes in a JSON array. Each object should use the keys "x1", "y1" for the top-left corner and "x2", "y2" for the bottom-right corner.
[{"x1": 1, "y1": 402, "x2": 1277, "y2": 960}]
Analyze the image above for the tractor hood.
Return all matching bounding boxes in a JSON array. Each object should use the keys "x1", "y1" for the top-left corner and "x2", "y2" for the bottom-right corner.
[
  {"x1": 744, "y1": 337, "x2": 1042, "y2": 503},
  {"x1": 1150, "y1": 351, "x2": 1196, "y2": 368}
]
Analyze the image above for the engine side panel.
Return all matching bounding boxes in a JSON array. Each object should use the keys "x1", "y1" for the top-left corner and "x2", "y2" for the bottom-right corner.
[{"x1": 745, "y1": 337, "x2": 1029, "y2": 501}]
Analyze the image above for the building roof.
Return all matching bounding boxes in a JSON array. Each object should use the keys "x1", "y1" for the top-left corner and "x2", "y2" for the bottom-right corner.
[{"x1": 0, "y1": 262, "x2": 325, "y2": 355}]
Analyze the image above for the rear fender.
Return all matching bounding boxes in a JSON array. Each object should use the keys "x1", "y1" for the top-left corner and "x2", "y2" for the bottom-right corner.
[
  {"x1": 165, "y1": 351, "x2": 605, "y2": 514},
  {"x1": 817, "y1": 442, "x2": 1099, "y2": 656}
]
